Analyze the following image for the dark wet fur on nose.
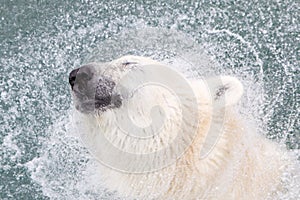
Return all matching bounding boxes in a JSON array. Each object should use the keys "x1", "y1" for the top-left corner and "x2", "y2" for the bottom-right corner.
[
  {"x1": 95, "y1": 76, "x2": 118, "y2": 109},
  {"x1": 95, "y1": 77, "x2": 121, "y2": 109}
]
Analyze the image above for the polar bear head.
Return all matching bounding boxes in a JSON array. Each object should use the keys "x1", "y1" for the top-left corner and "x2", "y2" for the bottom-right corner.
[
  {"x1": 69, "y1": 56, "x2": 163, "y2": 114},
  {"x1": 69, "y1": 55, "x2": 243, "y2": 173}
]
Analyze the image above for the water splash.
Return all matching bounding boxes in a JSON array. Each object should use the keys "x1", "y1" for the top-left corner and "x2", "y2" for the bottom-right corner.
[{"x1": 1, "y1": 1, "x2": 298, "y2": 199}]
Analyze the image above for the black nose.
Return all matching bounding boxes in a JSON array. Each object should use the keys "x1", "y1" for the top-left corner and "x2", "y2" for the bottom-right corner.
[
  {"x1": 69, "y1": 68, "x2": 80, "y2": 89},
  {"x1": 69, "y1": 66, "x2": 95, "y2": 89}
]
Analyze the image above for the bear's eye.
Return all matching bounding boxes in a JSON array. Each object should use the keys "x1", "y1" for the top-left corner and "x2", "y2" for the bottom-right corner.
[{"x1": 122, "y1": 61, "x2": 138, "y2": 66}]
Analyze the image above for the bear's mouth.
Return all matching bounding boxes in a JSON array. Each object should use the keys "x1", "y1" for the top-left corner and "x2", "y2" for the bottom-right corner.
[
  {"x1": 73, "y1": 81, "x2": 122, "y2": 113},
  {"x1": 94, "y1": 92, "x2": 122, "y2": 111}
]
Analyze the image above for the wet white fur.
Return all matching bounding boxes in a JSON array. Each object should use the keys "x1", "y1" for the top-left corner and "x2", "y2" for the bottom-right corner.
[{"x1": 72, "y1": 56, "x2": 289, "y2": 200}]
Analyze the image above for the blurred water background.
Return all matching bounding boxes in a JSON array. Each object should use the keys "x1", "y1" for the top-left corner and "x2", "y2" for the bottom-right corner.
[{"x1": 0, "y1": 0, "x2": 299, "y2": 199}]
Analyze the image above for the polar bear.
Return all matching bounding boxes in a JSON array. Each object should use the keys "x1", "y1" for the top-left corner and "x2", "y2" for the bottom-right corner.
[{"x1": 69, "y1": 55, "x2": 288, "y2": 200}]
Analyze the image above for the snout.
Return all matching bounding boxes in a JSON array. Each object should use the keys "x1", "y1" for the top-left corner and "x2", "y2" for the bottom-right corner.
[
  {"x1": 69, "y1": 64, "x2": 121, "y2": 112},
  {"x1": 69, "y1": 65, "x2": 94, "y2": 90}
]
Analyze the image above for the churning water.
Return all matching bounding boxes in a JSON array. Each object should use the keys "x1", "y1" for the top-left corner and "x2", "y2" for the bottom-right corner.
[{"x1": 0, "y1": 1, "x2": 299, "y2": 199}]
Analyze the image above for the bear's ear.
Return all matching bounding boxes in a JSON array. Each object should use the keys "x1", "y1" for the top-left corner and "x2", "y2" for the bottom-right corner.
[{"x1": 206, "y1": 76, "x2": 243, "y2": 107}]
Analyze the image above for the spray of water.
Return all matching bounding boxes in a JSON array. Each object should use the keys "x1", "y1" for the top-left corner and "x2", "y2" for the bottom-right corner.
[{"x1": 1, "y1": 1, "x2": 299, "y2": 199}]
